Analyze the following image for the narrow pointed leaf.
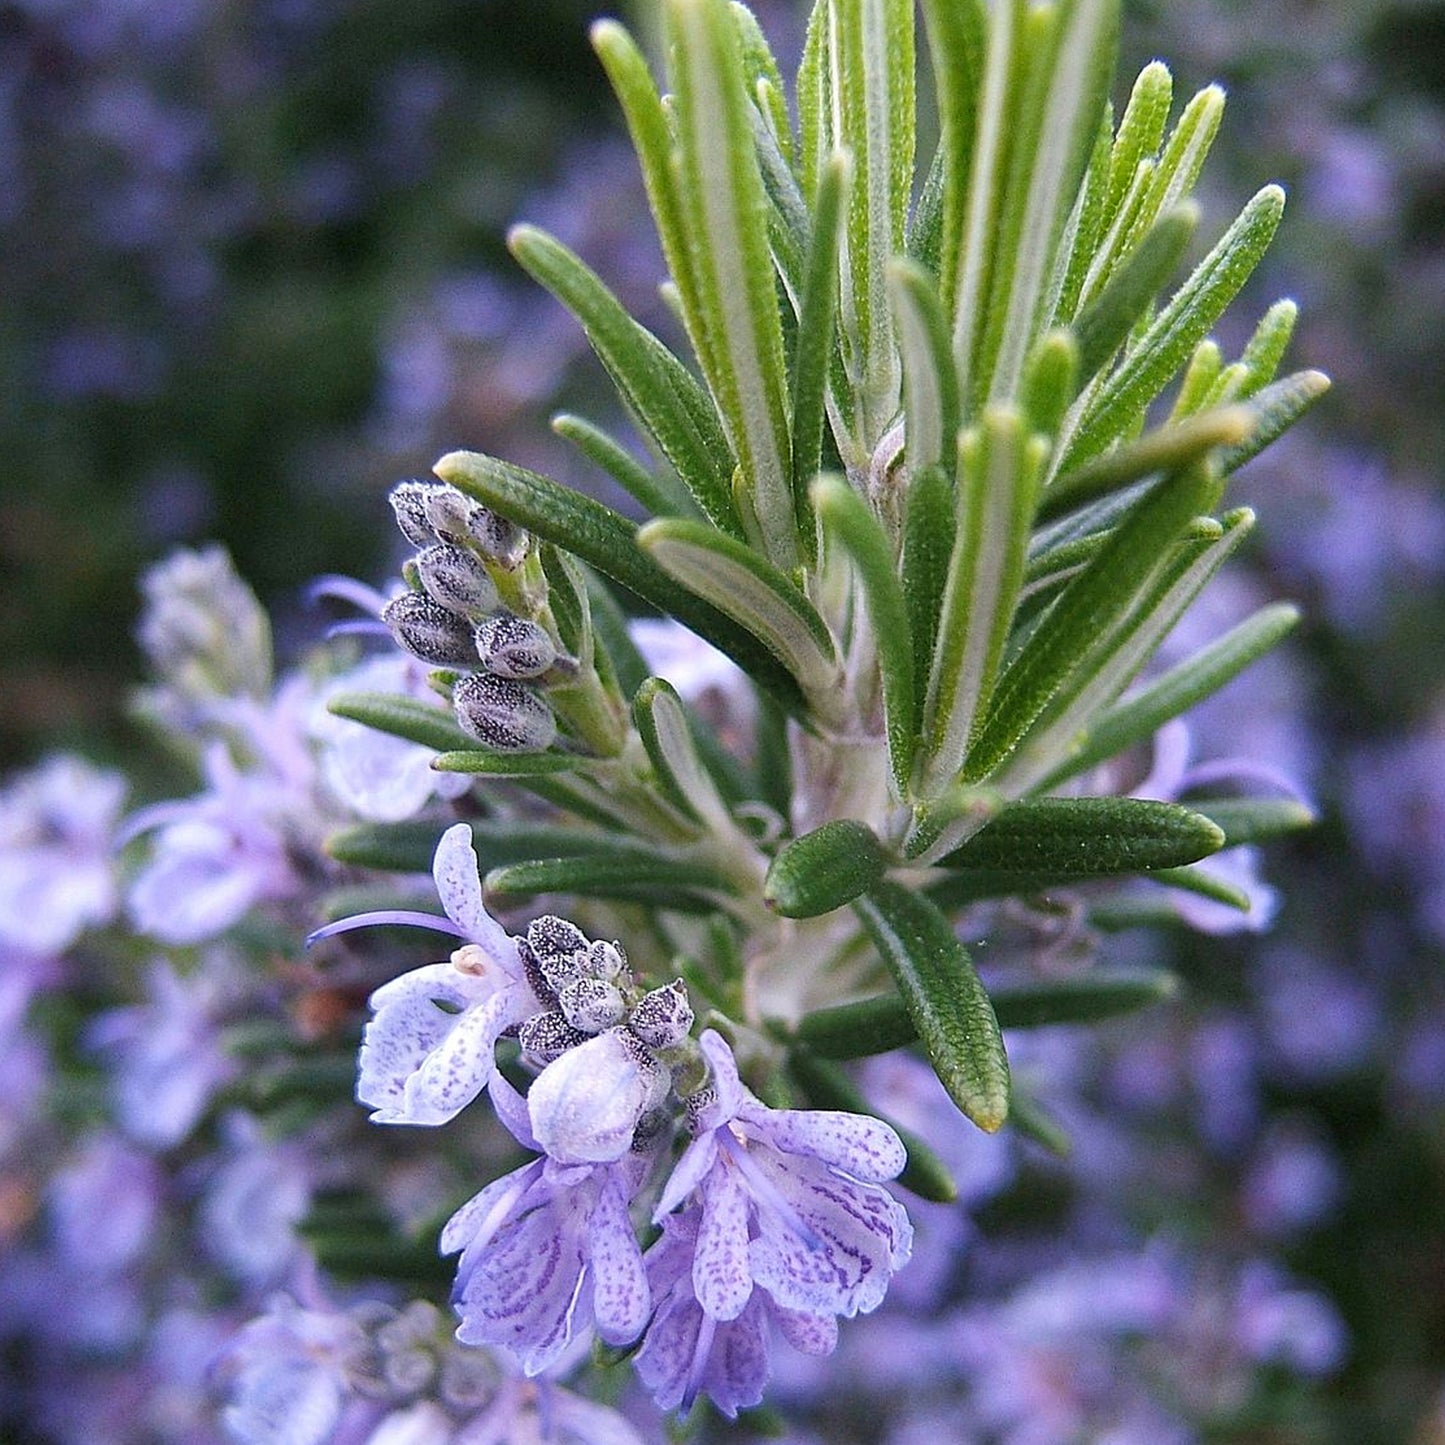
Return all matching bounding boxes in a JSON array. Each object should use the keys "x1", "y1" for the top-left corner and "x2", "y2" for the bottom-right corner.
[
  {"x1": 637, "y1": 518, "x2": 841, "y2": 699},
  {"x1": 1236, "y1": 298, "x2": 1298, "y2": 398},
  {"x1": 889, "y1": 257, "x2": 959, "y2": 471},
  {"x1": 551, "y1": 413, "x2": 697, "y2": 521},
  {"x1": 900, "y1": 462, "x2": 955, "y2": 723},
  {"x1": 1139, "y1": 83, "x2": 1225, "y2": 235},
  {"x1": 435, "y1": 450, "x2": 805, "y2": 713},
  {"x1": 812, "y1": 476, "x2": 916, "y2": 787},
  {"x1": 632, "y1": 676, "x2": 738, "y2": 833},
  {"x1": 326, "y1": 691, "x2": 472, "y2": 753},
  {"x1": 430, "y1": 750, "x2": 580, "y2": 776},
  {"x1": 791, "y1": 151, "x2": 851, "y2": 523},
  {"x1": 764, "y1": 819, "x2": 888, "y2": 919},
  {"x1": 983, "y1": 0, "x2": 1120, "y2": 402},
  {"x1": 1005, "y1": 508, "x2": 1256, "y2": 791},
  {"x1": 668, "y1": 0, "x2": 796, "y2": 567},
  {"x1": 854, "y1": 880, "x2": 1010, "y2": 1131},
  {"x1": 1069, "y1": 203, "x2": 1197, "y2": 383},
  {"x1": 1036, "y1": 601, "x2": 1300, "y2": 788},
  {"x1": 1060, "y1": 185, "x2": 1285, "y2": 474},
  {"x1": 918, "y1": 410, "x2": 1044, "y2": 795},
  {"x1": 1221, "y1": 369, "x2": 1330, "y2": 474},
  {"x1": 918, "y1": 0, "x2": 987, "y2": 306},
  {"x1": 938, "y1": 796, "x2": 1224, "y2": 874},
  {"x1": 508, "y1": 226, "x2": 740, "y2": 536},
  {"x1": 485, "y1": 852, "x2": 737, "y2": 905},
  {"x1": 1043, "y1": 402, "x2": 1251, "y2": 520},
  {"x1": 1021, "y1": 330, "x2": 1080, "y2": 442},
  {"x1": 582, "y1": 567, "x2": 650, "y2": 700},
  {"x1": 965, "y1": 462, "x2": 1215, "y2": 782},
  {"x1": 1106, "y1": 61, "x2": 1172, "y2": 220},
  {"x1": 1148, "y1": 864, "x2": 1252, "y2": 912},
  {"x1": 325, "y1": 820, "x2": 449, "y2": 873}
]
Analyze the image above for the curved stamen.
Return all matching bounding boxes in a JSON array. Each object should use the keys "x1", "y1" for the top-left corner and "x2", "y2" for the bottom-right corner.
[
  {"x1": 719, "y1": 1128, "x2": 823, "y2": 1252},
  {"x1": 306, "y1": 574, "x2": 392, "y2": 615},
  {"x1": 306, "y1": 910, "x2": 466, "y2": 948}
]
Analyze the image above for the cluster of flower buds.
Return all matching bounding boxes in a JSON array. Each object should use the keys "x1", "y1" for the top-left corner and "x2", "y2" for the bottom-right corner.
[
  {"x1": 381, "y1": 480, "x2": 564, "y2": 752},
  {"x1": 512, "y1": 915, "x2": 696, "y2": 1161}
]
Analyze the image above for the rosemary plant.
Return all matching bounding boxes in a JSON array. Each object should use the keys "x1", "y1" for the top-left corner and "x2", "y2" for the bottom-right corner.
[{"x1": 320, "y1": 0, "x2": 1326, "y2": 1422}]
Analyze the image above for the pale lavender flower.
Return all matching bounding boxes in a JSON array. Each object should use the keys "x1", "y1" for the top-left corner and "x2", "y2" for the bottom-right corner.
[
  {"x1": 124, "y1": 744, "x2": 301, "y2": 944},
  {"x1": 87, "y1": 955, "x2": 237, "y2": 1148},
  {"x1": 217, "y1": 1292, "x2": 369, "y2": 1445},
  {"x1": 314, "y1": 823, "x2": 542, "y2": 1125},
  {"x1": 0, "y1": 753, "x2": 125, "y2": 957},
  {"x1": 451, "y1": 1374, "x2": 647, "y2": 1445},
  {"x1": 635, "y1": 1030, "x2": 910, "y2": 1415},
  {"x1": 443, "y1": 1073, "x2": 651, "y2": 1375},
  {"x1": 310, "y1": 654, "x2": 470, "y2": 823}
]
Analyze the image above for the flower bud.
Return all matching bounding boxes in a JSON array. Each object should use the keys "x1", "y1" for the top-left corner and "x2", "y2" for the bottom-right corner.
[
  {"x1": 421, "y1": 485, "x2": 477, "y2": 547},
  {"x1": 389, "y1": 480, "x2": 443, "y2": 546},
  {"x1": 558, "y1": 976, "x2": 627, "y2": 1034},
  {"x1": 527, "y1": 1027, "x2": 670, "y2": 1164},
  {"x1": 473, "y1": 612, "x2": 558, "y2": 680},
  {"x1": 517, "y1": 1010, "x2": 589, "y2": 1066},
  {"x1": 382, "y1": 592, "x2": 478, "y2": 667},
  {"x1": 585, "y1": 939, "x2": 628, "y2": 984},
  {"x1": 468, "y1": 508, "x2": 528, "y2": 569},
  {"x1": 414, "y1": 544, "x2": 499, "y2": 619},
  {"x1": 452, "y1": 673, "x2": 556, "y2": 753},
  {"x1": 628, "y1": 979, "x2": 694, "y2": 1051}
]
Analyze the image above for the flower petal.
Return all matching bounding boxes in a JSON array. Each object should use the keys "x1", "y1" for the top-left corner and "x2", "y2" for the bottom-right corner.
[
  {"x1": 587, "y1": 1170, "x2": 650, "y2": 1346},
  {"x1": 486, "y1": 1069, "x2": 539, "y2": 1152},
  {"x1": 772, "y1": 1303, "x2": 839, "y2": 1357},
  {"x1": 432, "y1": 824, "x2": 514, "y2": 959},
  {"x1": 697, "y1": 1030, "x2": 745, "y2": 1124},
  {"x1": 693, "y1": 1163, "x2": 753, "y2": 1322},
  {"x1": 358, "y1": 969, "x2": 478, "y2": 1123},
  {"x1": 528, "y1": 1030, "x2": 663, "y2": 1165},
  {"x1": 402, "y1": 992, "x2": 512, "y2": 1124},
  {"x1": 702, "y1": 1303, "x2": 770, "y2": 1419},
  {"x1": 452, "y1": 1203, "x2": 586, "y2": 1375},
  {"x1": 753, "y1": 1107, "x2": 907, "y2": 1183},
  {"x1": 441, "y1": 1161, "x2": 541, "y2": 1258},
  {"x1": 653, "y1": 1134, "x2": 719, "y2": 1223}
]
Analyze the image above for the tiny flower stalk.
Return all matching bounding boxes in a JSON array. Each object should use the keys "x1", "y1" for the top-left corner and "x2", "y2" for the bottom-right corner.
[{"x1": 327, "y1": 0, "x2": 1325, "y2": 1420}]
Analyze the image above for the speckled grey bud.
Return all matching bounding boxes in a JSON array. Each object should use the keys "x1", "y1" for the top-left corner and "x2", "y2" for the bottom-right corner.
[
  {"x1": 517, "y1": 1010, "x2": 589, "y2": 1065},
  {"x1": 468, "y1": 508, "x2": 528, "y2": 569},
  {"x1": 389, "y1": 481, "x2": 442, "y2": 546},
  {"x1": 473, "y1": 612, "x2": 558, "y2": 680},
  {"x1": 512, "y1": 937, "x2": 557, "y2": 1008},
  {"x1": 381, "y1": 591, "x2": 478, "y2": 667},
  {"x1": 585, "y1": 939, "x2": 628, "y2": 985},
  {"x1": 628, "y1": 979, "x2": 694, "y2": 1051},
  {"x1": 558, "y1": 976, "x2": 627, "y2": 1034},
  {"x1": 421, "y1": 485, "x2": 477, "y2": 546},
  {"x1": 415, "y1": 544, "x2": 498, "y2": 618},
  {"x1": 527, "y1": 915, "x2": 589, "y2": 960},
  {"x1": 452, "y1": 673, "x2": 556, "y2": 752}
]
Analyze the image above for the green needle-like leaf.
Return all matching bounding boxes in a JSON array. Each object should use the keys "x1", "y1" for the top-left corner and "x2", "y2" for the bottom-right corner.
[
  {"x1": 1105, "y1": 61, "x2": 1172, "y2": 221},
  {"x1": 668, "y1": 0, "x2": 797, "y2": 567},
  {"x1": 938, "y1": 796, "x2": 1225, "y2": 874},
  {"x1": 1059, "y1": 184, "x2": 1285, "y2": 475},
  {"x1": 965, "y1": 461, "x2": 1215, "y2": 783},
  {"x1": 918, "y1": 410, "x2": 1044, "y2": 796},
  {"x1": 637, "y1": 517, "x2": 842, "y2": 702},
  {"x1": 326, "y1": 691, "x2": 472, "y2": 754},
  {"x1": 1069, "y1": 202, "x2": 1197, "y2": 384},
  {"x1": 764, "y1": 819, "x2": 889, "y2": 918},
  {"x1": 889, "y1": 257, "x2": 960, "y2": 471},
  {"x1": 900, "y1": 462, "x2": 956, "y2": 724},
  {"x1": 796, "y1": 964, "x2": 1178, "y2": 1059},
  {"x1": 854, "y1": 880, "x2": 1010, "y2": 1131},
  {"x1": 813, "y1": 475, "x2": 916, "y2": 787},
  {"x1": 632, "y1": 676, "x2": 739, "y2": 834},
  {"x1": 485, "y1": 852, "x2": 738, "y2": 907},
  {"x1": 1036, "y1": 601, "x2": 1300, "y2": 789},
  {"x1": 1190, "y1": 796, "x2": 1315, "y2": 845},
  {"x1": 1221, "y1": 369, "x2": 1331, "y2": 474},
  {"x1": 508, "y1": 225, "x2": 740, "y2": 536},
  {"x1": 551, "y1": 413, "x2": 697, "y2": 521},
  {"x1": 324, "y1": 820, "x2": 448, "y2": 873},
  {"x1": 430, "y1": 750, "x2": 581, "y2": 776},
  {"x1": 1148, "y1": 864, "x2": 1252, "y2": 912}
]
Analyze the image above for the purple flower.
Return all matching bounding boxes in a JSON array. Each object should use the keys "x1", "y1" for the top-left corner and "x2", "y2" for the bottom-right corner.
[
  {"x1": 635, "y1": 1031, "x2": 911, "y2": 1415},
  {"x1": 442, "y1": 1073, "x2": 650, "y2": 1375},
  {"x1": 313, "y1": 823, "x2": 542, "y2": 1126},
  {"x1": 0, "y1": 753, "x2": 125, "y2": 957},
  {"x1": 634, "y1": 1209, "x2": 839, "y2": 1419}
]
